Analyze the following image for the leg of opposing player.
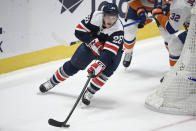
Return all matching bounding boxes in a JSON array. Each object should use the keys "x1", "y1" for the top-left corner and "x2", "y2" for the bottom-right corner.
[
  {"x1": 123, "y1": 4, "x2": 151, "y2": 68},
  {"x1": 168, "y1": 31, "x2": 187, "y2": 67},
  {"x1": 123, "y1": 18, "x2": 138, "y2": 68}
]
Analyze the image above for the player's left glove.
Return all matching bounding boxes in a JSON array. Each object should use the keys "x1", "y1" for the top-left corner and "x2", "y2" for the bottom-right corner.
[
  {"x1": 88, "y1": 60, "x2": 106, "y2": 78},
  {"x1": 137, "y1": 7, "x2": 147, "y2": 28},
  {"x1": 152, "y1": 0, "x2": 163, "y2": 19},
  {"x1": 87, "y1": 38, "x2": 103, "y2": 56}
]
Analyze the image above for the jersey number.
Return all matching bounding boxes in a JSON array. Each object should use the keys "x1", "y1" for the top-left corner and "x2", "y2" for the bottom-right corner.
[
  {"x1": 113, "y1": 35, "x2": 123, "y2": 44},
  {"x1": 170, "y1": 13, "x2": 180, "y2": 22}
]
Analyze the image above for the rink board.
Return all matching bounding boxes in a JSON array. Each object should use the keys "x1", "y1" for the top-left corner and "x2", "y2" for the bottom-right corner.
[{"x1": 0, "y1": 23, "x2": 160, "y2": 74}]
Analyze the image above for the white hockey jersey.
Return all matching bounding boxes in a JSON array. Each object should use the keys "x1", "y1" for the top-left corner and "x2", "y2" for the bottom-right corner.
[{"x1": 157, "y1": 0, "x2": 195, "y2": 34}]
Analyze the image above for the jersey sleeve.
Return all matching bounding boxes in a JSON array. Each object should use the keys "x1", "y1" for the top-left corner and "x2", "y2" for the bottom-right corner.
[
  {"x1": 99, "y1": 31, "x2": 124, "y2": 66},
  {"x1": 75, "y1": 12, "x2": 98, "y2": 43},
  {"x1": 156, "y1": 4, "x2": 188, "y2": 34},
  {"x1": 127, "y1": 0, "x2": 144, "y2": 11}
]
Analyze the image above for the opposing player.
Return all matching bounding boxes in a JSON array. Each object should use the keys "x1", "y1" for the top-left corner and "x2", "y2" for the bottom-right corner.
[
  {"x1": 39, "y1": 2, "x2": 124, "y2": 106},
  {"x1": 123, "y1": 0, "x2": 170, "y2": 68},
  {"x1": 152, "y1": 0, "x2": 195, "y2": 66}
]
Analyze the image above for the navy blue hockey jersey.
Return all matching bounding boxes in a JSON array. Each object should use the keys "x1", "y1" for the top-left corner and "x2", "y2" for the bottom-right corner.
[{"x1": 75, "y1": 11, "x2": 124, "y2": 66}]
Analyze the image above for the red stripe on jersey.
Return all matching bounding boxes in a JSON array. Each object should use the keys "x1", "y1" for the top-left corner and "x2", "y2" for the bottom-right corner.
[
  {"x1": 92, "y1": 77, "x2": 104, "y2": 87},
  {"x1": 76, "y1": 24, "x2": 89, "y2": 32},
  {"x1": 55, "y1": 70, "x2": 66, "y2": 81},
  {"x1": 104, "y1": 43, "x2": 119, "y2": 53}
]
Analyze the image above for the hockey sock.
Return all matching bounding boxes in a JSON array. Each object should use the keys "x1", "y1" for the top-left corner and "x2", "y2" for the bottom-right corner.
[
  {"x1": 88, "y1": 73, "x2": 108, "y2": 93},
  {"x1": 169, "y1": 55, "x2": 179, "y2": 67},
  {"x1": 50, "y1": 66, "x2": 69, "y2": 85}
]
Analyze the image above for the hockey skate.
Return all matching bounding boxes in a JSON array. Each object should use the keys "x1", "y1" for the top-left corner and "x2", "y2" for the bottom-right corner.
[
  {"x1": 123, "y1": 52, "x2": 133, "y2": 68},
  {"x1": 82, "y1": 89, "x2": 94, "y2": 106},
  {"x1": 39, "y1": 80, "x2": 55, "y2": 93}
]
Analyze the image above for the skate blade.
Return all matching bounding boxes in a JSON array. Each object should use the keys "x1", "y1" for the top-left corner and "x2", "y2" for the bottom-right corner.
[{"x1": 79, "y1": 101, "x2": 89, "y2": 109}]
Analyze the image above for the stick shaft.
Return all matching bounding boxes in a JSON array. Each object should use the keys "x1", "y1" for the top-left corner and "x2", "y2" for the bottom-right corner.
[{"x1": 63, "y1": 75, "x2": 92, "y2": 125}]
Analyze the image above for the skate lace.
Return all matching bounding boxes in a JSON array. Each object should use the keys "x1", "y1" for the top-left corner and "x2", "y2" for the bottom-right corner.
[
  {"x1": 124, "y1": 53, "x2": 132, "y2": 61},
  {"x1": 43, "y1": 80, "x2": 54, "y2": 90},
  {"x1": 84, "y1": 91, "x2": 93, "y2": 100}
]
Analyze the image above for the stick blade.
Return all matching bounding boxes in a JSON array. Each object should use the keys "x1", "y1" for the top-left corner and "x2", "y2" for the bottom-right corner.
[{"x1": 48, "y1": 118, "x2": 70, "y2": 128}]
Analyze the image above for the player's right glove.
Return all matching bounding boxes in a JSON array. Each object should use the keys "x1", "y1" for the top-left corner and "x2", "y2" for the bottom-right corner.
[
  {"x1": 88, "y1": 60, "x2": 106, "y2": 78},
  {"x1": 87, "y1": 38, "x2": 103, "y2": 56},
  {"x1": 152, "y1": 0, "x2": 163, "y2": 19},
  {"x1": 137, "y1": 7, "x2": 147, "y2": 28}
]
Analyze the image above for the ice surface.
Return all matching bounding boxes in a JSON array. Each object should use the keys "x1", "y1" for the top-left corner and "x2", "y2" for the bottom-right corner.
[{"x1": 0, "y1": 37, "x2": 195, "y2": 131}]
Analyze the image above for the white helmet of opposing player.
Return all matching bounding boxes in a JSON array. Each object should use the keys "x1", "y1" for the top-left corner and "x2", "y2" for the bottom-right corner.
[{"x1": 147, "y1": 0, "x2": 172, "y2": 4}]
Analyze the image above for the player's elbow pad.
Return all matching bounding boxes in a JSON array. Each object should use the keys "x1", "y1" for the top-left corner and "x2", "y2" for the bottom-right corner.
[
  {"x1": 74, "y1": 30, "x2": 83, "y2": 40},
  {"x1": 75, "y1": 30, "x2": 94, "y2": 43}
]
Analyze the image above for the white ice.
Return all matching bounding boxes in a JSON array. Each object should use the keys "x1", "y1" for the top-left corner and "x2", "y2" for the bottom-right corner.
[{"x1": 0, "y1": 37, "x2": 196, "y2": 131}]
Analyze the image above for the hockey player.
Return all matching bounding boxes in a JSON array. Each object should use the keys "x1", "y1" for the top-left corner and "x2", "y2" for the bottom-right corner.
[
  {"x1": 123, "y1": 0, "x2": 170, "y2": 68},
  {"x1": 39, "y1": 3, "x2": 124, "y2": 106},
  {"x1": 152, "y1": 0, "x2": 195, "y2": 66}
]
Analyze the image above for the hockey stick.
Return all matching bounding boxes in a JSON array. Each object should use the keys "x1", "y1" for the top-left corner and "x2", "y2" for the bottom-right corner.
[
  {"x1": 51, "y1": 32, "x2": 81, "y2": 46},
  {"x1": 123, "y1": 15, "x2": 153, "y2": 28},
  {"x1": 48, "y1": 74, "x2": 92, "y2": 128}
]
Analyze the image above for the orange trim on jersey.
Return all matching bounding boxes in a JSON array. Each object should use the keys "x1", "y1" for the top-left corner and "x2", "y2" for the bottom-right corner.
[
  {"x1": 169, "y1": 59, "x2": 177, "y2": 67},
  {"x1": 152, "y1": 8, "x2": 162, "y2": 16},
  {"x1": 137, "y1": 8, "x2": 145, "y2": 15},
  {"x1": 143, "y1": 6, "x2": 153, "y2": 12},
  {"x1": 128, "y1": 1, "x2": 153, "y2": 11},
  {"x1": 128, "y1": 0, "x2": 144, "y2": 11},
  {"x1": 144, "y1": 18, "x2": 153, "y2": 25},
  {"x1": 157, "y1": 14, "x2": 169, "y2": 31},
  {"x1": 123, "y1": 42, "x2": 135, "y2": 50}
]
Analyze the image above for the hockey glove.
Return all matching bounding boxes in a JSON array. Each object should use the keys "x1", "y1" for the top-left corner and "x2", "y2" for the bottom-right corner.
[
  {"x1": 137, "y1": 7, "x2": 147, "y2": 28},
  {"x1": 87, "y1": 39, "x2": 103, "y2": 56},
  {"x1": 88, "y1": 60, "x2": 106, "y2": 78},
  {"x1": 96, "y1": 33, "x2": 108, "y2": 43},
  {"x1": 152, "y1": 0, "x2": 163, "y2": 18}
]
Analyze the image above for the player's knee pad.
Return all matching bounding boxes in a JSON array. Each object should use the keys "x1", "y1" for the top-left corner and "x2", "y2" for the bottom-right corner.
[
  {"x1": 124, "y1": 19, "x2": 138, "y2": 40},
  {"x1": 62, "y1": 61, "x2": 79, "y2": 76},
  {"x1": 168, "y1": 36, "x2": 184, "y2": 57},
  {"x1": 89, "y1": 73, "x2": 108, "y2": 92}
]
